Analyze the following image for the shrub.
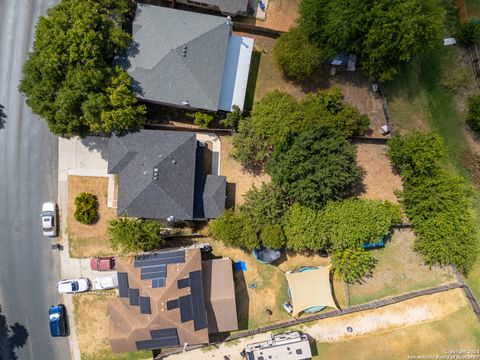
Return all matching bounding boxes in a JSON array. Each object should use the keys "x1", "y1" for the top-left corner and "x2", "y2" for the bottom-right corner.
[
  {"x1": 208, "y1": 210, "x2": 260, "y2": 250},
  {"x1": 274, "y1": 26, "x2": 326, "y2": 80},
  {"x1": 220, "y1": 105, "x2": 241, "y2": 129},
  {"x1": 456, "y1": 23, "x2": 480, "y2": 46},
  {"x1": 467, "y1": 94, "x2": 480, "y2": 133},
  {"x1": 260, "y1": 224, "x2": 287, "y2": 249},
  {"x1": 74, "y1": 193, "x2": 98, "y2": 225},
  {"x1": 108, "y1": 217, "x2": 164, "y2": 253},
  {"x1": 331, "y1": 247, "x2": 376, "y2": 283},
  {"x1": 267, "y1": 125, "x2": 360, "y2": 209},
  {"x1": 187, "y1": 112, "x2": 214, "y2": 128}
]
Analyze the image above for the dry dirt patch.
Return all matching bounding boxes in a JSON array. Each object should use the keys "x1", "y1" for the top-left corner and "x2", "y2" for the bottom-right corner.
[
  {"x1": 355, "y1": 143, "x2": 402, "y2": 203},
  {"x1": 67, "y1": 176, "x2": 117, "y2": 258},
  {"x1": 219, "y1": 135, "x2": 270, "y2": 208}
]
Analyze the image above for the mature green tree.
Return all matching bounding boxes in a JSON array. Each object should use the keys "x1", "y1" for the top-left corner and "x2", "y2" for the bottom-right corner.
[
  {"x1": 467, "y1": 94, "x2": 480, "y2": 133},
  {"x1": 19, "y1": 0, "x2": 144, "y2": 137},
  {"x1": 298, "y1": 0, "x2": 442, "y2": 81},
  {"x1": 274, "y1": 26, "x2": 326, "y2": 80},
  {"x1": 240, "y1": 183, "x2": 289, "y2": 228},
  {"x1": 208, "y1": 210, "x2": 260, "y2": 250},
  {"x1": 260, "y1": 224, "x2": 287, "y2": 249},
  {"x1": 387, "y1": 132, "x2": 479, "y2": 274},
  {"x1": 232, "y1": 89, "x2": 369, "y2": 169},
  {"x1": 283, "y1": 203, "x2": 327, "y2": 251},
  {"x1": 220, "y1": 105, "x2": 242, "y2": 129},
  {"x1": 387, "y1": 131, "x2": 445, "y2": 179},
  {"x1": 108, "y1": 217, "x2": 164, "y2": 253},
  {"x1": 267, "y1": 126, "x2": 360, "y2": 208}
]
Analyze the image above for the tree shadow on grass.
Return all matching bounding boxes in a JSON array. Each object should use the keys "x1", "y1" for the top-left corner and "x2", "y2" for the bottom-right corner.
[{"x1": 0, "y1": 305, "x2": 29, "y2": 360}]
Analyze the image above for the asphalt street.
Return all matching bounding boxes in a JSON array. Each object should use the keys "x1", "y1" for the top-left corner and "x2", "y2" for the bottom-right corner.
[{"x1": 0, "y1": 1, "x2": 69, "y2": 359}]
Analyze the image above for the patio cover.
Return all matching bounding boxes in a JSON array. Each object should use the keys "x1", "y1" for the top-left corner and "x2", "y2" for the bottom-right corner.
[{"x1": 285, "y1": 266, "x2": 338, "y2": 317}]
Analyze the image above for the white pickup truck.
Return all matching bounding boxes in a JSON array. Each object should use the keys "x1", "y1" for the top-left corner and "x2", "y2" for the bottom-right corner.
[{"x1": 93, "y1": 275, "x2": 118, "y2": 290}]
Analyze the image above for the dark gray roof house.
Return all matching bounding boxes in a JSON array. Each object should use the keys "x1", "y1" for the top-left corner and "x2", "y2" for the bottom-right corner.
[
  {"x1": 117, "y1": 4, "x2": 254, "y2": 112},
  {"x1": 164, "y1": 0, "x2": 249, "y2": 17},
  {"x1": 108, "y1": 130, "x2": 226, "y2": 220}
]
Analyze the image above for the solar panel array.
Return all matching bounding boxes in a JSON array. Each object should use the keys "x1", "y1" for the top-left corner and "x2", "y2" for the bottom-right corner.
[
  {"x1": 166, "y1": 270, "x2": 208, "y2": 331},
  {"x1": 134, "y1": 250, "x2": 186, "y2": 289},
  {"x1": 129, "y1": 288, "x2": 140, "y2": 306},
  {"x1": 140, "y1": 296, "x2": 151, "y2": 314},
  {"x1": 135, "y1": 328, "x2": 179, "y2": 350},
  {"x1": 118, "y1": 272, "x2": 129, "y2": 298}
]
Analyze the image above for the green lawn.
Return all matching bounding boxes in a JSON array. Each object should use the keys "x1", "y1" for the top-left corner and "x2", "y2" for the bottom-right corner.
[
  {"x1": 348, "y1": 229, "x2": 455, "y2": 306},
  {"x1": 314, "y1": 306, "x2": 480, "y2": 360},
  {"x1": 385, "y1": 45, "x2": 470, "y2": 177}
]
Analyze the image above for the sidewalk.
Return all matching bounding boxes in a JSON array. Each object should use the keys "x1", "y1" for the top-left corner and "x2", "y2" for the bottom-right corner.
[{"x1": 58, "y1": 136, "x2": 111, "y2": 360}]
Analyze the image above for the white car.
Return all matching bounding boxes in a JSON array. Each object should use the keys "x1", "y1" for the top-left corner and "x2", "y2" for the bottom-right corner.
[
  {"x1": 41, "y1": 202, "x2": 57, "y2": 237},
  {"x1": 93, "y1": 275, "x2": 118, "y2": 290},
  {"x1": 57, "y1": 278, "x2": 91, "y2": 294}
]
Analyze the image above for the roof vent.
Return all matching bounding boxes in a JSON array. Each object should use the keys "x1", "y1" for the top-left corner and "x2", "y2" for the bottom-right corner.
[
  {"x1": 226, "y1": 16, "x2": 232, "y2": 26},
  {"x1": 153, "y1": 167, "x2": 159, "y2": 181},
  {"x1": 181, "y1": 100, "x2": 190, "y2": 106},
  {"x1": 171, "y1": 160, "x2": 176, "y2": 164}
]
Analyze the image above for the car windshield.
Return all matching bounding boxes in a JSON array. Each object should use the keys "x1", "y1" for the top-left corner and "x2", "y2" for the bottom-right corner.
[
  {"x1": 42, "y1": 211, "x2": 54, "y2": 217},
  {"x1": 44, "y1": 227, "x2": 53, "y2": 232},
  {"x1": 71, "y1": 281, "x2": 79, "y2": 291}
]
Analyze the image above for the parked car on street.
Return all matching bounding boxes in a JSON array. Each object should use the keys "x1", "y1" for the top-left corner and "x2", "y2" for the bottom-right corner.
[
  {"x1": 41, "y1": 202, "x2": 57, "y2": 237},
  {"x1": 90, "y1": 256, "x2": 115, "y2": 271},
  {"x1": 57, "y1": 278, "x2": 91, "y2": 294},
  {"x1": 93, "y1": 275, "x2": 118, "y2": 290},
  {"x1": 48, "y1": 304, "x2": 68, "y2": 337}
]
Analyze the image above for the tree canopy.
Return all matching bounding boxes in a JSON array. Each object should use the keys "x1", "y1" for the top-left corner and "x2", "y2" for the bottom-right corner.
[
  {"x1": 273, "y1": 26, "x2": 327, "y2": 80},
  {"x1": 19, "y1": 0, "x2": 145, "y2": 137},
  {"x1": 232, "y1": 89, "x2": 369, "y2": 169},
  {"x1": 387, "y1": 132, "x2": 478, "y2": 274},
  {"x1": 267, "y1": 125, "x2": 360, "y2": 209},
  {"x1": 108, "y1": 217, "x2": 164, "y2": 253},
  {"x1": 298, "y1": 0, "x2": 443, "y2": 80}
]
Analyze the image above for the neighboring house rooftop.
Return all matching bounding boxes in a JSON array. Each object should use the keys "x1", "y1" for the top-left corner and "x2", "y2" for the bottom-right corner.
[
  {"x1": 168, "y1": 0, "x2": 249, "y2": 16},
  {"x1": 108, "y1": 129, "x2": 225, "y2": 220},
  {"x1": 109, "y1": 249, "x2": 238, "y2": 353},
  {"x1": 118, "y1": 3, "x2": 253, "y2": 112}
]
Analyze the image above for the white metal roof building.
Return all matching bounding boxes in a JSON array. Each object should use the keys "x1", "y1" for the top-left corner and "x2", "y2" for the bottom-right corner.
[{"x1": 244, "y1": 332, "x2": 312, "y2": 360}]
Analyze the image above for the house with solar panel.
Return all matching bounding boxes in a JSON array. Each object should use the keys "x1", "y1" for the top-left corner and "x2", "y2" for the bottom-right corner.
[
  {"x1": 116, "y1": 3, "x2": 254, "y2": 113},
  {"x1": 109, "y1": 248, "x2": 238, "y2": 353},
  {"x1": 108, "y1": 129, "x2": 226, "y2": 221}
]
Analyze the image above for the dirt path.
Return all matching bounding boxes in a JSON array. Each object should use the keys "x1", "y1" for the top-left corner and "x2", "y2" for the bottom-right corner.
[{"x1": 166, "y1": 289, "x2": 468, "y2": 359}]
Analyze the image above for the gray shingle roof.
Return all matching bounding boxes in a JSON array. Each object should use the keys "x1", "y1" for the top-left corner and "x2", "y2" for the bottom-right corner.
[
  {"x1": 119, "y1": 4, "x2": 232, "y2": 111},
  {"x1": 108, "y1": 130, "x2": 226, "y2": 220}
]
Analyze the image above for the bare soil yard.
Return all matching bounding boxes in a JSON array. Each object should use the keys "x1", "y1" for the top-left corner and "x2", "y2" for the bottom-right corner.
[
  {"x1": 73, "y1": 292, "x2": 152, "y2": 360},
  {"x1": 67, "y1": 176, "x2": 117, "y2": 258},
  {"x1": 348, "y1": 229, "x2": 456, "y2": 306},
  {"x1": 354, "y1": 143, "x2": 402, "y2": 203},
  {"x1": 219, "y1": 135, "x2": 270, "y2": 208}
]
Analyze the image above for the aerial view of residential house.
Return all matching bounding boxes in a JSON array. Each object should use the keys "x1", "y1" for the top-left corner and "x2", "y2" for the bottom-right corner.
[
  {"x1": 108, "y1": 129, "x2": 226, "y2": 221},
  {"x1": 108, "y1": 248, "x2": 238, "y2": 353},
  {"x1": 118, "y1": 3, "x2": 254, "y2": 113},
  {"x1": 164, "y1": 0, "x2": 249, "y2": 16}
]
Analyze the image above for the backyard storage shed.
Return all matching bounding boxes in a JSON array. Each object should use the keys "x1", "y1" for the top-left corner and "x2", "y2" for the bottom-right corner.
[
  {"x1": 117, "y1": 4, "x2": 254, "y2": 112},
  {"x1": 285, "y1": 266, "x2": 338, "y2": 317}
]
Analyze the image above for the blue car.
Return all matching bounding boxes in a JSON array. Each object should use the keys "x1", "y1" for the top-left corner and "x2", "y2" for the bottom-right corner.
[{"x1": 49, "y1": 304, "x2": 68, "y2": 337}]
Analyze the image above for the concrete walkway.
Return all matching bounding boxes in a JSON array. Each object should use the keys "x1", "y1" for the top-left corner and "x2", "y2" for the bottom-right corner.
[
  {"x1": 58, "y1": 137, "x2": 111, "y2": 360},
  {"x1": 196, "y1": 133, "x2": 221, "y2": 175}
]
